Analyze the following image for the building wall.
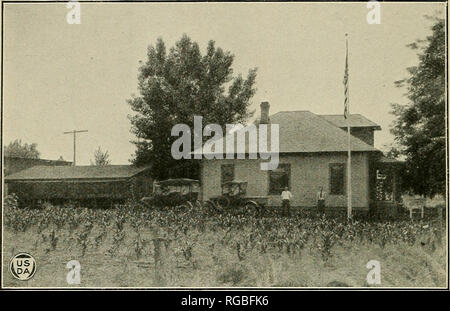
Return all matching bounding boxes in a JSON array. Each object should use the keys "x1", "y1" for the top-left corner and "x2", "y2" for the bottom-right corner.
[
  {"x1": 201, "y1": 152, "x2": 370, "y2": 210},
  {"x1": 7, "y1": 179, "x2": 133, "y2": 201},
  {"x1": 350, "y1": 128, "x2": 375, "y2": 146},
  {"x1": 6, "y1": 173, "x2": 153, "y2": 202}
]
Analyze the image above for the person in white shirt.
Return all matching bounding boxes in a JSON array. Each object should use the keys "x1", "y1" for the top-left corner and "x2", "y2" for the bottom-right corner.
[
  {"x1": 281, "y1": 187, "x2": 293, "y2": 217},
  {"x1": 317, "y1": 186, "x2": 326, "y2": 215}
]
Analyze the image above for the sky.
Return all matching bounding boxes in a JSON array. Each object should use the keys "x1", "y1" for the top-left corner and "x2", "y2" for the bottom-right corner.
[{"x1": 2, "y1": 2, "x2": 445, "y2": 165}]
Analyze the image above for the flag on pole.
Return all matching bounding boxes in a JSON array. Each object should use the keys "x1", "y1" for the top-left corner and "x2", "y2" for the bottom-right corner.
[
  {"x1": 343, "y1": 34, "x2": 349, "y2": 119},
  {"x1": 344, "y1": 33, "x2": 352, "y2": 220}
]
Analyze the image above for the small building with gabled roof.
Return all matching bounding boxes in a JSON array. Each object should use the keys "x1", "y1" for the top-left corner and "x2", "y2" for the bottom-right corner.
[{"x1": 4, "y1": 165, "x2": 153, "y2": 206}]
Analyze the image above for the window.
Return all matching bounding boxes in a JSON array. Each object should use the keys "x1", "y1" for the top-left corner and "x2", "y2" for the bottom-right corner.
[
  {"x1": 221, "y1": 164, "x2": 234, "y2": 184},
  {"x1": 329, "y1": 163, "x2": 345, "y2": 195},
  {"x1": 268, "y1": 164, "x2": 290, "y2": 195}
]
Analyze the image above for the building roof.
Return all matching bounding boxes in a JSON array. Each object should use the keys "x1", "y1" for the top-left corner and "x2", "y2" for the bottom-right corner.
[
  {"x1": 194, "y1": 110, "x2": 379, "y2": 155},
  {"x1": 4, "y1": 156, "x2": 72, "y2": 163},
  {"x1": 3, "y1": 156, "x2": 73, "y2": 176},
  {"x1": 319, "y1": 114, "x2": 381, "y2": 130},
  {"x1": 4, "y1": 165, "x2": 151, "y2": 181},
  {"x1": 270, "y1": 111, "x2": 379, "y2": 153}
]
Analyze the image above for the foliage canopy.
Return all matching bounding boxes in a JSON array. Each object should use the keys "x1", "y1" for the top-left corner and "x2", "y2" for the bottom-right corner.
[
  {"x1": 128, "y1": 35, "x2": 257, "y2": 180},
  {"x1": 390, "y1": 18, "x2": 445, "y2": 196}
]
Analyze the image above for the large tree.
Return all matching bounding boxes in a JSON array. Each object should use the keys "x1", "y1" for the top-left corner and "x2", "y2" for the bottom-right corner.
[
  {"x1": 4, "y1": 139, "x2": 40, "y2": 159},
  {"x1": 128, "y1": 35, "x2": 257, "y2": 179},
  {"x1": 389, "y1": 17, "x2": 445, "y2": 197}
]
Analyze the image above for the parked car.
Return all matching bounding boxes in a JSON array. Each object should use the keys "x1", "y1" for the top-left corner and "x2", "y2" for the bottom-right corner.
[
  {"x1": 141, "y1": 178, "x2": 200, "y2": 209},
  {"x1": 204, "y1": 180, "x2": 267, "y2": 215}
]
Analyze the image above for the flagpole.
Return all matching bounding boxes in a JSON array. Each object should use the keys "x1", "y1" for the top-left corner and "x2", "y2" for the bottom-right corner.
[
  {"x1": 347, "y1": 114, "x2": 352, "y2": 220},
  {"x1": 345, "y1": 34, "x2": 352, "y2": 220}
]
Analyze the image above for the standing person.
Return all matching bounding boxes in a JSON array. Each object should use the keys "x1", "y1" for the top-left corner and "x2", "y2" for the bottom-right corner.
[
  {"x1": 317, "y1": 186, "x2": 326, "y2": 215},
  {"x1": 281, "y1": 187, "x2": 293, "y2": 217}
]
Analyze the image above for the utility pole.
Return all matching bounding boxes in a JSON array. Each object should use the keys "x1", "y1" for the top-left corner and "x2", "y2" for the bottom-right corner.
[{"x1": 63, "y1": 130, "x2": 88, "y2": 166}]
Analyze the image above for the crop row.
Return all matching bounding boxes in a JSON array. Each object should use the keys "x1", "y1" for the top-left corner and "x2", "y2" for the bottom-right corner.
[{"x1": 4, "y1": 193, "x2": 443, "y2": 263}]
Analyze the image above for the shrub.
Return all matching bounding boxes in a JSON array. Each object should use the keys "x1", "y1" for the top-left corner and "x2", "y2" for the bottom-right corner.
[{"x1": 4, "y1": 193, "x2": 19, "y2": 209}]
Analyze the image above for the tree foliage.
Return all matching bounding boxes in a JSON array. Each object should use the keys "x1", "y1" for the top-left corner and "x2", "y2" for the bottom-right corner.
[
  {"x1": 390, "y1": 18, "x2": 445, "y2": 196},
  {"x1": 91, "y1": 146, "x2": 111, "y2": 166},
  {"x1": 4, "y1": 139, "x2": 40, "y2": 159},
  {"x1": 128, "y1": 34, "x2": 257, "y2": 179}
]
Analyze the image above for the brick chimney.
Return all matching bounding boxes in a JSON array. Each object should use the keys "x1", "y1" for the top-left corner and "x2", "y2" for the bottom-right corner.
[{"x1": 260, "y1": 101, "x2": 270, "y2": 124}]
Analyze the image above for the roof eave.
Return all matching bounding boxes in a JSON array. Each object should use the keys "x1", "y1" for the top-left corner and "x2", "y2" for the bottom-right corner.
[
  {"x1": 4, "y1": 177, "x2": 133, "y2": 182},
  {"x1": 198, "y1": 149, "x2": 380, "y2": 157},
  {"x1": 339, "y1": 125, "x2": 382, "y2": 131}
]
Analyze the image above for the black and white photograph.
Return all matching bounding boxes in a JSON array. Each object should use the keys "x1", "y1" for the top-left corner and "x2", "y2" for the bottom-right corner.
[{"x1": 1, "y1": 0, "x2": 448, "y2": 292}]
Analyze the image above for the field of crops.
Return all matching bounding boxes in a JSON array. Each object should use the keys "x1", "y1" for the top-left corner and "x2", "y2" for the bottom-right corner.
[{"x1": 2, "y1": 196, "x2": 447, "y2": 288}]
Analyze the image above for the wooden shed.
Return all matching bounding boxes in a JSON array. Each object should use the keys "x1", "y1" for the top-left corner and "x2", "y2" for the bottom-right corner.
[{"x1": 4, "y1": 165, "x2": 153, "y2": 207}]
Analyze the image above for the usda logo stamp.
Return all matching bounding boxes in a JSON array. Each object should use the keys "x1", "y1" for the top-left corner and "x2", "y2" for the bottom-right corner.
[{"x1": 9, "y1": 253, "x2": 36, "y2": 281}]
